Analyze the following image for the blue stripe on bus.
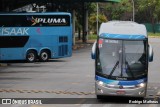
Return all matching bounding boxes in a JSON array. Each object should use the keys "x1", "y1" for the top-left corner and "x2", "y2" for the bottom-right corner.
[
  {"x1": 100, "y1": 33, "x2": 146, "y2": 40},
  {"x1": 96, "y1": 75, "x2": 147, "y2": 86}
]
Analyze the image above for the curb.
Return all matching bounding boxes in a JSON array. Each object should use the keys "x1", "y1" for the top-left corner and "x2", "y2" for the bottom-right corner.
[{"x1": 72, "y1": 43, "x2": 91, "y2": 50}]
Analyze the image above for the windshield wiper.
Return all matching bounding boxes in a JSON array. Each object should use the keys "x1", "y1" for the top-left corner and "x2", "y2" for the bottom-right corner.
[
  {"x1": 125, "y1": 61, "x2": 135, "y2": 79},
  {"x1": 108, "y1": 61, "x2": 119, "y2": 78}
]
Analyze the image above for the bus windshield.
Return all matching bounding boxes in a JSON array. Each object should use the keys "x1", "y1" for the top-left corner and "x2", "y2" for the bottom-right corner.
[{"x1": 97, "y1": 38, "x2": 147, "y2": 80}]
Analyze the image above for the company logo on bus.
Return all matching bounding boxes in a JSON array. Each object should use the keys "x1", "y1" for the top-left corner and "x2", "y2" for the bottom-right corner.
[{"x1": 26, "y1": 16, "x2": 67, "y2": 26}]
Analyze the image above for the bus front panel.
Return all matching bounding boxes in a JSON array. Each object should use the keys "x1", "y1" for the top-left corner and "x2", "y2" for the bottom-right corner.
[{"x1": 95, "y1": 38, "x2": 148, "y2": 97}]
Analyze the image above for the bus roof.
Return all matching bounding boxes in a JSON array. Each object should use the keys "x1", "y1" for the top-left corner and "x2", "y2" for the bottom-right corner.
[{"x1": 99, "y1": 21, "x2": 147, "y2": 38}]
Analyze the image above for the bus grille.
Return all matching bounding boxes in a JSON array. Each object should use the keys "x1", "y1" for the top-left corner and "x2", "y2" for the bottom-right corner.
[
  {"x1": 58, "y1": 45, "x2": 68, "y2": 56},
  {"x1": 59, "y1": 36, "x2": 68, "y2": 43}
]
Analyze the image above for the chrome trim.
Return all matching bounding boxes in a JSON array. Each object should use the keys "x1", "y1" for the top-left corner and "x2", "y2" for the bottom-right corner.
[{"x1": 96, "y1": 80, "x2": 146, "y2": 89}]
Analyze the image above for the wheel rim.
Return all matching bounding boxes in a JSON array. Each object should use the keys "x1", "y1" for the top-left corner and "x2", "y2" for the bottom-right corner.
[
  {"x1": 28, "y1": 53, "x2": 35, "y2": 61},
  {"x1": 41, "y1": 52, "x2": 48, "y2": 61}
]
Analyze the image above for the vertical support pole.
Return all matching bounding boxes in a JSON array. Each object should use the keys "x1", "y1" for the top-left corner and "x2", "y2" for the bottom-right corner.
[
  {"x1": 82, "y1": 2, "x2": 86, "y2": 43},
  {"x1": 72, "y1": 9, "x2": 76, "y2": 45},
  {"x1": 131, "y1": 0, "x2": 135, "y2": 22},
  {"x1": 85, "y1": 8, "x2": 89, "y2": 42},
  {"x1": 82, "y1": 2, "x2": 88, "y2": 43}
]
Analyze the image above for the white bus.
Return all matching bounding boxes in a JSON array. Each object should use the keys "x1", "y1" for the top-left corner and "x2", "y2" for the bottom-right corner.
[{"x1": 91, "y1": 21, "x2": 153, "y2": 98}]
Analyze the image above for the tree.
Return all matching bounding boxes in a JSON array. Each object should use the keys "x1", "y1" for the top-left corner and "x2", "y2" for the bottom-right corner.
[
  {"x1": 88, "y1": 3, "x2": 108, "y2": 34},
  {"x1": 89, "y1": 13, "x2": 107, "y2": 34},
  {"x1": 136, "y1": 0, "x2": 160, "y2": 33},
  {"x1": 105, "y1": 0, "x2": 133, "y2": 20}
]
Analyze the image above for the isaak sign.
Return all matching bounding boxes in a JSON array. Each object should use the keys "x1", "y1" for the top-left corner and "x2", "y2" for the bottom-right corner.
[
  {"x1": 26, "y1": 15, "x2": 70, "y2": 26},
  {"x1": 0, "y1": 15, "x2": 70, "y2": 27},
  {"x1": 0, "y1": 28, "x2": 29, "y2": 35}
]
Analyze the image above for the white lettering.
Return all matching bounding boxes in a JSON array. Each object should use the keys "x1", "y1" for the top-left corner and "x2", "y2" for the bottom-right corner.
[
  {"x1": 23, "y1": 28, "x2": 29, "y2": 35},
  {"x1": 1, "y1": 28, "x2": 29, "y2": 35},
  {"x1": 53, "y1": 18, "x2": 59, "y2": 23},
  {"x1": 10, "y1": 28, "x2": 16, "y2": 35},
  {"x1": 37, "y1": 18, "x2": 66, "y2": 24},
  {"x1": 43, "y1": 18, "x2": 47, "y2": 23},
  {"x1": 61, "y1": 18, "x2": 66, "y2": 23},
  {"x1": 38, "y1": 18, "x2": 44, "y2": 23},
  {"x1": 2, "y1": 28, "x2": 10, "y2": 35},
  {"x1": 28, "y1": 100, "x2": 42, "y2": 104},
  {"x1": 48, "y1": 18, "x2": 53, "y2": 23},
  {"x1": 116, "y1": 77, "x2": 127, "y2": 80},
  {"x1": 17, "y1": 28, "x2": 23, "y2": 34}
]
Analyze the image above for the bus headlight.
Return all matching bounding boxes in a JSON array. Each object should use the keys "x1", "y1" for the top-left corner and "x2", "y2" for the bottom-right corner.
[
  {"x1": 97, "y1": 81, "x2": 105, "y2": 87},
  {"x1": 136, "y1": 83, "x2": 146, "y2": 88},
  {"x1": 97, "y1": 81, "x2": 115, "y2": 88}
]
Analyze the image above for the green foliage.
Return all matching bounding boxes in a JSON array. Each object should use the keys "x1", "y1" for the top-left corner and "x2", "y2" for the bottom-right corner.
[
  {"x1": 148, "y1": 32, "x2": 160, "y2": 37},
  {"x1": 88, "y1": 34, "x2": 98, "y2": 40},
  {"x1": 89, "y1": 13, "x2": 107, "y2": 34},
  {"x1": 136, "y1": 0, "x2": 160, "y2": 33},
  {"x1": 88, "y1": 3, "x2": 97, "y2": 15},
  {"x1": 137, "y1": 0, "x2": 160, "y2": 22},
  {"x1": 105, "y1": 0, "x2": 132, "y2": 20}
]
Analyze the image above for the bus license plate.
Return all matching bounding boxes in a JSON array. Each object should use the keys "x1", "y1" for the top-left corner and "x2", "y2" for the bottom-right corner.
[{"x1": 116, "y1": 91, "x2": 125, "y2": 95}]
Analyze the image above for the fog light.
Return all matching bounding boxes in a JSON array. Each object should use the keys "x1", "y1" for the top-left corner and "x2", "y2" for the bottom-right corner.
[
  {"x1": 98, "y1": 88, "x2": 103, "y2": 93},
  {"x1": 139, "y1": 90, "x2": 145, "y2": 95}
]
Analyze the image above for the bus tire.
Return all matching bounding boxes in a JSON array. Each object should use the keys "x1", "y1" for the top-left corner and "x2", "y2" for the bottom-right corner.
[
  {"x1": 39, "y1": 50, "x2": 50, "y2": 62},
  {"x1": 26, "y1": 50, "x2": 37, "y2": 62}
]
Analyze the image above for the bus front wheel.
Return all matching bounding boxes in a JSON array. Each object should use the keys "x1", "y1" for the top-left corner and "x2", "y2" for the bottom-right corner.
[
  {"x1": 39, "y1": 50, "x2": 50, "y2": 62},
  {"x1": 96, "y1": 95, "x2": 104, "y2": 99},
  {"x1": 26, "y1": 50, "x2": 37, "y2": 62}
]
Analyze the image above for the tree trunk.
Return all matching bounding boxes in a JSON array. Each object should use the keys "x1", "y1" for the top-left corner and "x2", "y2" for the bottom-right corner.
[
  {"x1": 78, "y1": 28, "x2": 81, "y2": 40},
  {"x1": 151, "y1": 17, "x2": 156, "y2": 33}
]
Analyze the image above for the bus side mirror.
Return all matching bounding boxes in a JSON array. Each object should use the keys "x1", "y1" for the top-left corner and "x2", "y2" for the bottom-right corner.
[
  {"x1": 91, "y1": 41, "x2": 96, "y2": 59},
  {"x1": 148, "y1": 44, "x2": 153, "y2": 62}
]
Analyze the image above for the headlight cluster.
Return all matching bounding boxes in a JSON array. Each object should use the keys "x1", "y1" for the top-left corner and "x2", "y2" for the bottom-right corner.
[
  {"x1": 97, "y1": 81, "x2": 146, "y2": 89},
  {"x1": 97, "y1": 81, "x2": 105, "y2": 87},
  {"x1": 97, "y1": 81, "x2": 115, "y2": 88},
  {"x1": 136, "y1": 83, "x2": 146, "y2": 88}
]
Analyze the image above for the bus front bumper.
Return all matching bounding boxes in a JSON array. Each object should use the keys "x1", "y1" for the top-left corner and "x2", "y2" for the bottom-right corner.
[{"x1": 95, "y1": 81, "x2": 146, "y2": 97}]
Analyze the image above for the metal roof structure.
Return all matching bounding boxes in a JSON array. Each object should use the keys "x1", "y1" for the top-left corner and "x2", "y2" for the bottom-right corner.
[
  {"x1": 0, "y1": 0, "x2": 120, "y2": 12},
  {"x1": 99, "y1": 21, "x2": 147, "y2": 37}
]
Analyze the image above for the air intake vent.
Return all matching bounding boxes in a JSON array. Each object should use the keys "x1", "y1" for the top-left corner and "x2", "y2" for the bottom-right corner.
[
  {"x1": 58, "y1": 45, "x2": 68, "y2": 56},
  {"x1": 59, "y1": 36, "x2": 68, "y2": 43}
]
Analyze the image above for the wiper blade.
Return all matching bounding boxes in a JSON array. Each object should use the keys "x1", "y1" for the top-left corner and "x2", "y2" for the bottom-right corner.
[
  {"x1": 125, "y1": 61, "x2": 135, "y2": 78},
  {"x1": 108, "y1": 61, "x2": 119, "y2": 78}
]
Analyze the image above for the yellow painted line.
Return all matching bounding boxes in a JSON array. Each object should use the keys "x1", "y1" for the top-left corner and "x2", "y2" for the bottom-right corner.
[
  {"x1": 0, "y1": 63, "x2": 8, "y2": 67},
  {"x1": 0, "y1": 88, "x2": 95, "y2": 95}
]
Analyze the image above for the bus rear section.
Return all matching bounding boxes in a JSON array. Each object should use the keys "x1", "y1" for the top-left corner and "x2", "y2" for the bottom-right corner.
[
  {"x1": 0, "y1": 12, "x2": 72, "y2": 62},
  {"x1": 91, "y1": 21, "x2": 154, "y2": 98}
]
